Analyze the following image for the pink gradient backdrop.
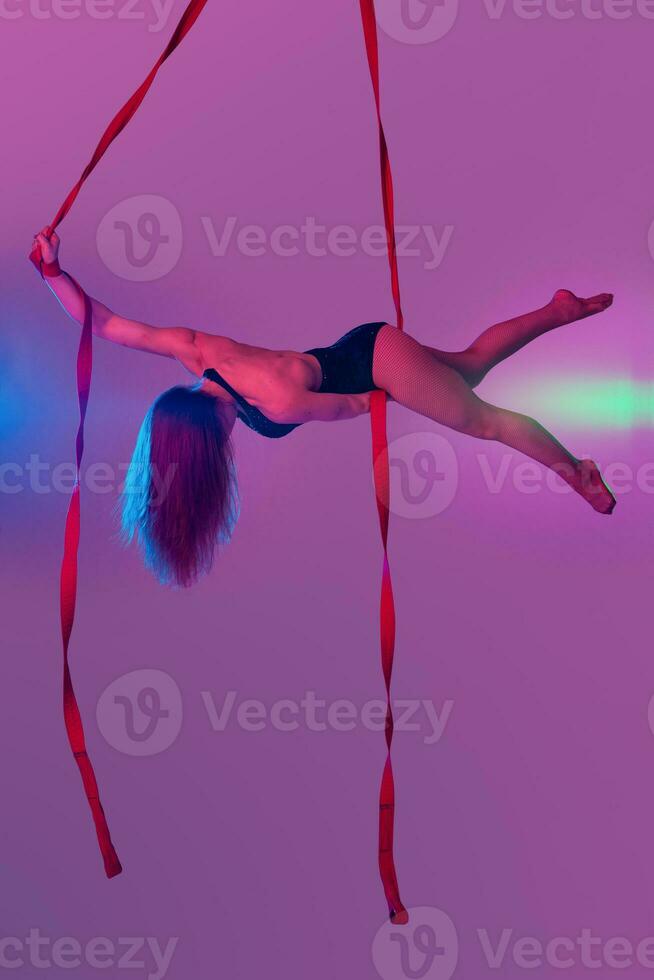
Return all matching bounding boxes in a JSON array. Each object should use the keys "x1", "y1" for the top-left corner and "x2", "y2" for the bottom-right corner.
[{"x1": 2, "y1": 2, "x2": 653, "y2": 977}]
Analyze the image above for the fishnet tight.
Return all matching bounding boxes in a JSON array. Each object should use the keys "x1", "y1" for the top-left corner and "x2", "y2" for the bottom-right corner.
[{"x1": 371, "y1": 302, "x2": 614, "y2": 513}]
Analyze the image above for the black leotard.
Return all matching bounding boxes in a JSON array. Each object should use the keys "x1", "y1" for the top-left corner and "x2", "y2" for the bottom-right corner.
[{"x1": 204, "y1": 321, "x2": 387, "y2": 439}]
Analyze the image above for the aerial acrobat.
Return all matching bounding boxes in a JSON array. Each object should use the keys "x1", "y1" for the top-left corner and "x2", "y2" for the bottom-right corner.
[
  {"x1": 34, "y1": 228, "x2": 616, "y2": 588},
  {"x1": 27, "y1": 0, "x2": 620, "y2": 923}
]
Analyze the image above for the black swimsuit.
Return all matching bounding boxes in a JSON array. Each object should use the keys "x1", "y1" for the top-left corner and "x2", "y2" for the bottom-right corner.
[{"x1": 203, "y1": 321, "x2": 387, "y2": 439}]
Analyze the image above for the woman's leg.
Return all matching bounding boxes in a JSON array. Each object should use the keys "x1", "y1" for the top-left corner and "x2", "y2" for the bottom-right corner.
[
  {"x1": 428, "y1": 289, "x2": 614, "y2": 388},
  {"x1": 372, "y1": 325, "x2": 615, "y2": 513}
]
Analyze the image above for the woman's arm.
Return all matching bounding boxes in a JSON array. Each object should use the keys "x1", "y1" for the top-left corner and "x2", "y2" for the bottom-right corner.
[
  {"x1": 33, "y1": 229, "x2": 197, "y2": 360},
  {"x1": 278, "y1": 390, "x2": 371, "y2": 424}
]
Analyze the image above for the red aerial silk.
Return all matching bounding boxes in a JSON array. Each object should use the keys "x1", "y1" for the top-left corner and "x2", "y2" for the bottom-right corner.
[
  {"x1": 30, "y1": 0, "x2": 410, "y2": 921},
  {"x1": 358, "y1": 0, "x2": 409, "y2": 925},
  {"x1": 29, "y1": 0, "x2": 211, "y2": 878}
]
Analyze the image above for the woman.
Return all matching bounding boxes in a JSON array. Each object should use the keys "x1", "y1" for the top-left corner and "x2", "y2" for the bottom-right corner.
[{"x1": 34, "y1": 228, "x2": 616, "y2": 588}]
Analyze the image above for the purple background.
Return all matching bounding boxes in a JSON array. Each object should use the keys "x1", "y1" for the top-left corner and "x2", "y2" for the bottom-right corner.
[{"x1": 3, "y1": 1, "x2": 654, "y2": 977}]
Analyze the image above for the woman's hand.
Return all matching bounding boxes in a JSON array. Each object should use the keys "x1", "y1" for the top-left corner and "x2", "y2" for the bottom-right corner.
[
  {"x1": 359, "y1": 391, "x2": 394, "y2": 412},
  {"x1": 358, "y1": 392, "x2": 372, "y2": 414},
  {"x1": 33, "y1": 227, "x2": 60, "y2": 264}
]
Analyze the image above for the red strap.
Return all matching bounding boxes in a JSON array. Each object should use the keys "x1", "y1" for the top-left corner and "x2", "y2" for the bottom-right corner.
[
  {"x1": 29, "y1": 0, "x2": 209, "y2": 878},
  {"x1": 62, "y1": 276, "x2": 122, "y2": 878},
  {"x1": 42, "y1": 260, "x2": 62, "y2": 278},
  {"x1": 358, "y1": 0, "x2": 409, "y2": 925}
]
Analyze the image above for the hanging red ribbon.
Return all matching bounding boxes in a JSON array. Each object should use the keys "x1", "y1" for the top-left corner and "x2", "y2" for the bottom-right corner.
[
  {"x1": 358, "y1": 0, "x2": 409, "y2": 925},
  {"x1": 29, "y1": 0, "x2": 210, "y2": 878},
  {"x1": 29, "y1": 0, "x2": 410, "y2": 915}
]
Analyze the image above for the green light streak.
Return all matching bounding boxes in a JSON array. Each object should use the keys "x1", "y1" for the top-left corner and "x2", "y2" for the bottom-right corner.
[{"x1": 508, "y1": 378, "x2": 654, "y2": 429}]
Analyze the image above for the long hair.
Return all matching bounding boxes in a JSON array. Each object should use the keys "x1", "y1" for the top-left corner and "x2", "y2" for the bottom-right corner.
[{"x1": 121, "y1": 385, "x2": 239, "y2": 588}]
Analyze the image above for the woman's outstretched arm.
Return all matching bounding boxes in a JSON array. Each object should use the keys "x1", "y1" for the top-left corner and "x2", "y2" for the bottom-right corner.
[
  {"x1": 33, "y1": 229, "x2": 197, "y2": 360},
  {"x1": 277, "y1": 389, "x2": 371, "y2": 424}
]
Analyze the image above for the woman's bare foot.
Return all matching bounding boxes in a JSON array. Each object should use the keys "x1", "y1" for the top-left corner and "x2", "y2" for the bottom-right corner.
[
  {"x1": 550, "y1": 289, "x2": 614, "y2": 327},
  {"x1": 576, "y1": 459, "x2": 616, "y2": 514}
]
